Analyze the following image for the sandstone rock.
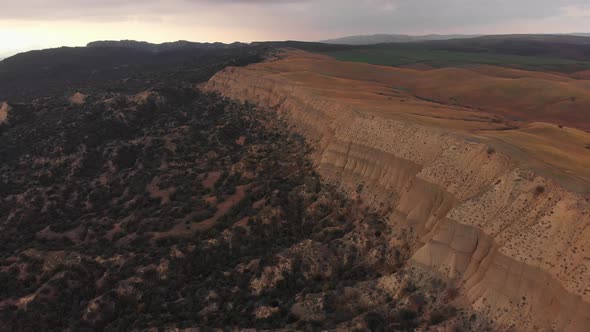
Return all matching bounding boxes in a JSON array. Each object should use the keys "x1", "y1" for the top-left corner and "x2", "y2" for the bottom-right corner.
[
  {"x1": 69, "y1": 92, "x2": 87, "y2": 105},
  {"x1": 0, "y1": 101, "x2": 11, "y2": 124}
]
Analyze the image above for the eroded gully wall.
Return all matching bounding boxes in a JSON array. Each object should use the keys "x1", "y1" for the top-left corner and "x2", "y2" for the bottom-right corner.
[{"x1": 204, "y1": 66, "x2": 590, "y2": 331}]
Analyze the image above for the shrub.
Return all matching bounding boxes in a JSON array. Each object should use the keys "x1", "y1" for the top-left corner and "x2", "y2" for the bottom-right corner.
[
  {"x1": 535, "y1": 185, "x2": 545, "y2": 195},
  {"x1": 398, "y1": 308, "x2": 417, "y2": 321},
  {"x1": 402, "y1": 281, "x2": 417, "y2": 294},
  {"x1": 356, "y1": 183, "x2": 364, "y2": 194},
  {"x1": 364, "y1": 312, "x2": 386, "y2": 332},
  {"x1": 444, "y1": 285, "x2": 459, "y2": 301},
  {"x1": 409, "y1": 294, "x2": 427, "y2": 312},
  {"x1": 429, "y1": 310, "x2": 446, "y2": 325},
  {"x1": 429, "y1": 305, "x2": 458, "y2": 326}
]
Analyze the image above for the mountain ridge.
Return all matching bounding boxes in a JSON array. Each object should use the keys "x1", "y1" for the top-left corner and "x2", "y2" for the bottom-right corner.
[
  {"x1": 86, "y1": 40, "x2": 248, "y2": 52},
  {"x1": 321, "y1": 33, "x2": 590, "y2": 45},
  {"x1": 320, "y1": 33, "x2": 483, "y2": 45}
]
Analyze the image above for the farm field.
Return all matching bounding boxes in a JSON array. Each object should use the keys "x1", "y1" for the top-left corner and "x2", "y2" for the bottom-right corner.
[{"x1": 326, "y1": 47, "x2": 590, "y2": 73}]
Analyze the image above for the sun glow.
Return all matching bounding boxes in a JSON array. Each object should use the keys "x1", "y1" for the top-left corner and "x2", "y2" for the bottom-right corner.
[{"x1": 0, "y1": 19, "x2": 259, "y2": 58}]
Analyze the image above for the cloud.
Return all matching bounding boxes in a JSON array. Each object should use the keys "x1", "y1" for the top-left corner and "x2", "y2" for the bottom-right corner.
[
  {"x1": 1, "y1": 0, "x2": 589, "y2": 49},
  {"x1": 2, "y1": 0, "x2": 584, "y2": 23},
  {"x1": 0, "y1": 0, "x2": 305, "y2": 19},
  {"x1": 562, "y1": 4, "x2": 590, "y2": 18}
]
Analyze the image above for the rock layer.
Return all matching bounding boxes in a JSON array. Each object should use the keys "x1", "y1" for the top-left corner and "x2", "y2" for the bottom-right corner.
[{"x1": 204, "y1": 51, "x2": 590, "y2": 331}]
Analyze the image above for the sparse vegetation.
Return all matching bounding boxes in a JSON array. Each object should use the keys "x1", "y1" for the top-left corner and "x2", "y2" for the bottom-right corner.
[
  {"x1": 535, "y1": 185, "x2": 546, "y2": 195},
  {"x1": 356, "y1": 183, "x2": 365, "y2": 193},
  {"x1": 0, "y1": 47, "x2": 457, "y2": 331}
]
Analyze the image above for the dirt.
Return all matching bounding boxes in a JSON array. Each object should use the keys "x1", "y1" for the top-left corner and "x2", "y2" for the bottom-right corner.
[
  {"x1": 153, "y1": 184, "x2": 250, "y2": 238},
  {"x1": 235, "y1": 136, "x2": 247, "y2": 145},
  {"x1": 201, "y1": 171, "x2": 221, "y2": 189},
  {"x1": 572, "y1": 69, "x2": 590, "y2": 80},
  {"x1": 36, "y1": 225, "x2": 86, "y2": 245},
  {"x1": 146, "y1": 175, "x2": 177, "y2": 205}
]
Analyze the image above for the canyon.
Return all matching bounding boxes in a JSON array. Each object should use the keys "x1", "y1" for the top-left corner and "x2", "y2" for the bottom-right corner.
[{"x1": 205, "y1": 50, "x2": 590, "y2": 331}]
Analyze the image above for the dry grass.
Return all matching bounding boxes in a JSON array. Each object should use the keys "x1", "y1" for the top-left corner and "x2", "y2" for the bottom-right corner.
[
  {"x1": 273, "y1": 51, "x2": 590, "y2": 131},
  {"x1": 252, "y1": 50, "x2": 590, "y2": 190}
]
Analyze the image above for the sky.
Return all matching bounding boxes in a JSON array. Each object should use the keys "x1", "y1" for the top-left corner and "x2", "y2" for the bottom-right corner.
[{"x1": 1, "y1": 0, "x2": 590, "y2": 58}]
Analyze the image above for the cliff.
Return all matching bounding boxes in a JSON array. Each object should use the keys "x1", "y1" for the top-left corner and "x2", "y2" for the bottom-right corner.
[{"x1": 204, "y1": 50, "x2": 590, "y2": 331}]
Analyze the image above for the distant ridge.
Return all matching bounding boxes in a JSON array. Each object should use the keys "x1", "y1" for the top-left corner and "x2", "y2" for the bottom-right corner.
[
  {"x1": 321, "y1": 33, "x2": 590, "y2": 45},
  {"x1": 0, "y1": 41, "x2": 263, "y2": 101},
  {"x1": 320, "y1": 34, "x2": 482, "y2": 45},
  {"x1": 87, "y1": 40, "x2": 248, "y2": 52}
]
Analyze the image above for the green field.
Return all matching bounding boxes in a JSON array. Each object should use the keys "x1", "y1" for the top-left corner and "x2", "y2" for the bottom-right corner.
[{"x1": 325, "y1": 48, "x2": 590, "y2": 73}]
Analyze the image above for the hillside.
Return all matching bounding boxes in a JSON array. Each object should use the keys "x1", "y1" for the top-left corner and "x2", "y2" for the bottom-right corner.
[
  {"x1": 0, "y1": 45, "x2": 467, "y2": 331},
  {"x1": 2, "y1": 38, "x2": 590, "y2": 331},
  {"x1": 205, "y1": 49, "x2": 590, "y2": 331}
]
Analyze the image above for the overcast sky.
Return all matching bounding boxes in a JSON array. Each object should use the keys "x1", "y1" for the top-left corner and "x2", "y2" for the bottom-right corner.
[{"x1": 1, "y1": 0, "x2": 590, "y2": 57}]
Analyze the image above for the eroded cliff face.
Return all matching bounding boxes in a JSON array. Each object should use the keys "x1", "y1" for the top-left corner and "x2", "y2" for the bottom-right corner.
[{"x1": 204, "y1": 52, "x2": 590, "y2": 331}]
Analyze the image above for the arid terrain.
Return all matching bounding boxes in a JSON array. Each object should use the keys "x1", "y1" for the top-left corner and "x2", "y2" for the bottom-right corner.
[
  {"x1": 0, "y1": 44, "x2": 463, "y2": 331},
  {"x1": 1, "y1": 36, "x2": 590, "y2": 331},
  {"x1": 205, "y1": 49, "x2": 590, "y2": 331}
]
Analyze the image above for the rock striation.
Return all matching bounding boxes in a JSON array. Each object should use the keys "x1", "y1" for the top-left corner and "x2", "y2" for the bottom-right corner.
[{"x1": 204, "y1": 50, "x2": 590, "y2": 331}]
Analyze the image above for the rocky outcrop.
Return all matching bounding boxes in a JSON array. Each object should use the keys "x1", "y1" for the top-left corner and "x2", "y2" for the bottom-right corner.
[
  {"x1": 204, "y1": 52, "x2": 590, "y2": 331},
  {"x1": 0, "y1": 101, "x2": 11, "y2": 124},
  {"x1": 69, "y1": 92, "x2": 87, "y2": 105}
]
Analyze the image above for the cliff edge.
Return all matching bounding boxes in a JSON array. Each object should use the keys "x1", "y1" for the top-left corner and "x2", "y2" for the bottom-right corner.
[{"x1": 204, "y1": 50, "x2": 590, "y2": 331}]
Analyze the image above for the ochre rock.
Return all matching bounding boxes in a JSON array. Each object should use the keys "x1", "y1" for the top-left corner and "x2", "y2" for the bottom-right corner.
[
  {"x1": 69, "y1": 92, "x2": 87, "y2": 105},
  {"x1": 0, "y1": 101, "x2": 11, "y2": 124}
]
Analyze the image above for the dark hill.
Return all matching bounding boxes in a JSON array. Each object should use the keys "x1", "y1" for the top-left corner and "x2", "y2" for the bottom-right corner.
[
  {"x1": 86, "y1": 40, "x2": 248, "y2": 52},
  {"x1": 0, "y1": 43, "x2": 264, "y2": 101},
  {"x1": 421, "y1": 34, "x2": 590, "y2": 60}
]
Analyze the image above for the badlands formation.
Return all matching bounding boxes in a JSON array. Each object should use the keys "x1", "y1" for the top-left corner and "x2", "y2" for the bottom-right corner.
[{"x1": 205, "y1": 50, "x2": 590, "y2": 331}]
